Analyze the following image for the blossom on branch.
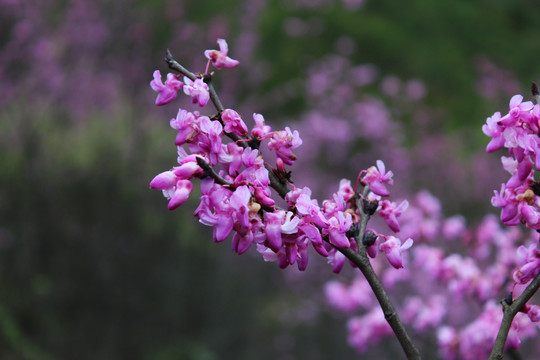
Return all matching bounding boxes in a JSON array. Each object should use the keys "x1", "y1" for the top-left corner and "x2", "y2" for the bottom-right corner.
[
  {"x1": 150, "y1": 70, "x2": 183, "y2": 106},
  {"x1": 361, "y1": 159, "x2": 393, "y2": 196},
  {"x1": 183, "y1": 77, "x2": 210, "y2": 107},
  {"x1": 204, "y1": 38, "x2": 240, "y2": 70}
]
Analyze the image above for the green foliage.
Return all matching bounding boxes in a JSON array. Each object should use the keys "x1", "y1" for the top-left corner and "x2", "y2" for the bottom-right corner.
[{"x1": 256, "y1": 0, "x2": 540, "y2": 128}]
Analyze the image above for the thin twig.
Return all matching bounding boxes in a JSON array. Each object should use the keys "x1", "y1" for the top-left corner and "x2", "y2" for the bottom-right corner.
[
  {"x1": 196, "y1": 157, "x2": 232, "y2": 187},
  {"x1": 489, "y1": 271, "x2": 540, "y2": 360},
  {"x1": 337, "y1": 185, "x2": 421, "y2": 359},
  {"x1": 338, "y1": 247, "x2": 421, "y2": 359}
]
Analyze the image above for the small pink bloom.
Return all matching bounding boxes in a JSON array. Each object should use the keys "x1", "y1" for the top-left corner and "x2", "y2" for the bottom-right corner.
[
  {"x1": 523, "y1": 304, "x2": 540, "y2": 323},
  {"x1": 513, "y1": 245, "x2": 540, "y2": 284},
  {"x1": 221, "y1": 109, "x2": 248, "y2": 136},
  {"x1": 379, "y1": 199, "x2": 409, "y2": 232},
  {"x1": 204, "y1": 38, "x2": 240, "y2": 70},
  {"x1": 167, "y1": 179, "x2": 193, "y2": 210},
  {"x1": 183, "y1": 77, "x2": 210, "y2": 107},
  {"x1": 150, "y1": 70, "x2": 183, "y2": 106},
  {"x1": 265, "y1": 211, "x2": 284, "y2": 252},
  {"x1": 149, "y1": 170, "x2": 177, "y2": 190},
  {"x1": 482, "y1": 112, "x2": 506, "y2": 152},
  {"x1": 327, "y1": 211, "x2": 353, "y2": 248},
  {"x1": 251, "y1": 113, "x2": 272, "y2": 139},
  {"x1": 379, "y1": 235, "x2": 413, "y2": 269},
  {"x1": 267, "y1": 127, "x2": 303, "y2": 166},
  {"x1": 362, "y1": 160, "x2": 393, "y2": 197}
]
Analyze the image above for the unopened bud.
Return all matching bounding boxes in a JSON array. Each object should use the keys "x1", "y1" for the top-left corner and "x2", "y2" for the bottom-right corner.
[
  {"x1": 362, "y1": 198, "x2": 379, "y2": 216},
  {"x1": 363, "y1": 231, "x2": 377, "y2": 247},
  {"x1": 531, "y1": 181, "x2": 540, "y2": 197},
  {"x1": 346, "y1": 223, "x2": 359, "y2": 238},
  {"x1": 532, "y1": 82, "x2": 540, "y2": 105}
]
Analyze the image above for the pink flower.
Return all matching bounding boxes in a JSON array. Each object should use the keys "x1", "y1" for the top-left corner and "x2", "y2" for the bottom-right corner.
[
  {"x1": 513, "y1": 245, "x2": 540, "y2": 284},
  {"x1": 482, "y1": 112, "x2": 506, "y2": 152},
  {"x1": 221, "y1": 109, "x2": 248, "y2": 136},
  {"x1": 204, "y1": 39, "x2": 240, "y2": 70},
  {"x1": 361, "y1": 160, "x2": 393, "y2": 196},
  {"x1": 166, "y1": 180, "x2": 193, "y2": 210},
  {"x1": 379, "y1": 235, "x2": 413, "y2": 269},
  {"x1": 194, "y1": 179, "x2": 234, "y2": 243},
  {"x1": 499, "y1": 94, "x2": 534, "y2": 126},
  {"x1": 326, "y1": 211, "x2": 353, "y2": 248},
  {"x1": 171, "y1": 109, "x2": 199, "y2": 146},
  {"x1": 183, "y1": 77, "x2": 210, "y2": 107},
  {"x1": 523, "y1": 304, "x2": 540, "y2": 323},
  {"x1": 251, "y1": 113, "x2": 272, "y2": 139},
  {"x1": 379, "y1": 199, "x2": 409, "y2": 232},
  {"x1": 267, "y1": 127, "x2": 303, "y2": 166},
  {"x1": 150, "y1": 70, "x2": 183, "y2": 106},
  {"x1": 149, "y1": 170, "x2": 177, "y2": 190}
]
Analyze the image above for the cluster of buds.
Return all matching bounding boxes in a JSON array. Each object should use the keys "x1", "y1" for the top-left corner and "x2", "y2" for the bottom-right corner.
[{"x1": 149, "y1": 39, "x2": 413, "y2": 272}]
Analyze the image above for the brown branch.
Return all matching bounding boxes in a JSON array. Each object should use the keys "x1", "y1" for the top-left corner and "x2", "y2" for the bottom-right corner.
[
  {"x1": 338, "y1": 247, "x2": 420, "y2": 359},
  {"x1": 334, "y1": 185, "x2": 421, "y2": 359},
  {"x1": 489, "y1": 271, "x2": 540, "y2": 360},
  {"x1": 196, "y1": 157, "x2": 232, "y2": 187}
]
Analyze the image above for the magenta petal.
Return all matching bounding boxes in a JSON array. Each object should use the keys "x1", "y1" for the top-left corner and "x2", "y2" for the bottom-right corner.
[
  {"x1": 332, "y1": 251, "x2": 346, "y2": 274},
  {"x1": 169, "y1": 183, "x2": 192, "y2": 209},
  {"x1": 385, "y1": 249, "x2": 403, "y2": 269},
  {"x1": 150, "y1": 171, "x2": 177, "y2": 190},
  {"x1": 384, "y1": 215, "x2": 400, "y2": 233},
  {"x1": 233, "y1": 232, "x2": 253, "y2": 254},
  {"x1": 168, "y1": 181, "x2": 193, "y2": 210},
  {"x1": 521, "y1": 205, "x2": 538, "y2": 225},
  {"x1": 214, "y1": 218, "x2": 233, "y2": 242},
  {"x1": 301, "y1": 223, "x2": 322, "y2": 244},
  {"x1": 370, "y1": 181, "x2": 390, "y2": 197},
  {"x1": 500, "y1": 204, "x2": 518, "y2": 223},
  {"x1": 486, "y1": 137, "x2": 505, "y2": 153},
  {"x1": 312, "y1": 243, "x2": 329, "y2": 257},
  {"x1": 517, "y1": 158, "x2": 533, "y2": 181},
  {"x1": 155, "y1": 88, "x2": 177, "y2": 106},
  {"x1": 265, "y1": 224, "x2": 282, "y2": 252},
  {"x1": 329, "y1": 229, "x2": 350, "y2": 248},
  {"x1": 173, "y1": 162, "x2": 202, "y2": 179},
  {"x1": 286, "y1": 243, "x2": 297, "y2": 265},
  {"x1": 297, "y1": 247, "x2": 308, "y2": 271}
]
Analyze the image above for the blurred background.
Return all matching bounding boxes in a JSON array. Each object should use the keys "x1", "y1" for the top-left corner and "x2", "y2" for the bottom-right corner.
[{"x1": 1, "y1": 0, "x2": 540, "y2": 358}]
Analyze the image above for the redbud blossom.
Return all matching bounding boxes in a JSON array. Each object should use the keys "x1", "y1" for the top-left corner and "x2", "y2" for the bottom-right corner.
[
  {"x1": 379, "y1": 199, "x2": 409, "y2": 232},
  {"x1": 183, "y1": 77, "x2": 209, "y2": 107},
  {"x1": 150, "y1": 70, "x2": 183, "y2": 106},
  {"x1": 251, "y1": 113, "x2": 272, "y2": 139},
  {"x1": 513, "y1": 245, "x2": 540, "y2": 284},
  {"x1": 221, "y1": 109, "x2": 248, "y2": 136},
  {"x1": 523, "y1": 304, "x2": 540, "y2": 323},
  {"x1": 268, "y1": 127, "x2": 302, "y2": 166},
  {"x1": 361, "y1": 160, "x2": 393, "y2": 197},
  {"x1": 379, "y1": 235, "x2": 413, "y2": 269},
  {"x1": 204, "y1": 39, "x2": 240, "y2": 70}
]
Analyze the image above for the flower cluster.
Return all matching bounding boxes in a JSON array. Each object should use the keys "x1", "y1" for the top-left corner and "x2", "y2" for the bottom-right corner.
[
  {"x1": 149, "y1": 40, "x2": 414, "y2": 273},
  {"x1": 326, "y1": 194, "x2": 539, "y2": 358},
  {"x1": 483, "y1": 91, "x2": 540, "y2": 321},
  {"x1": 149, "y1": 40, "x2": 540, "y2": 360},
  {"x1": 483, "y1": 94, "x2": 540, "y2": 230}
]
